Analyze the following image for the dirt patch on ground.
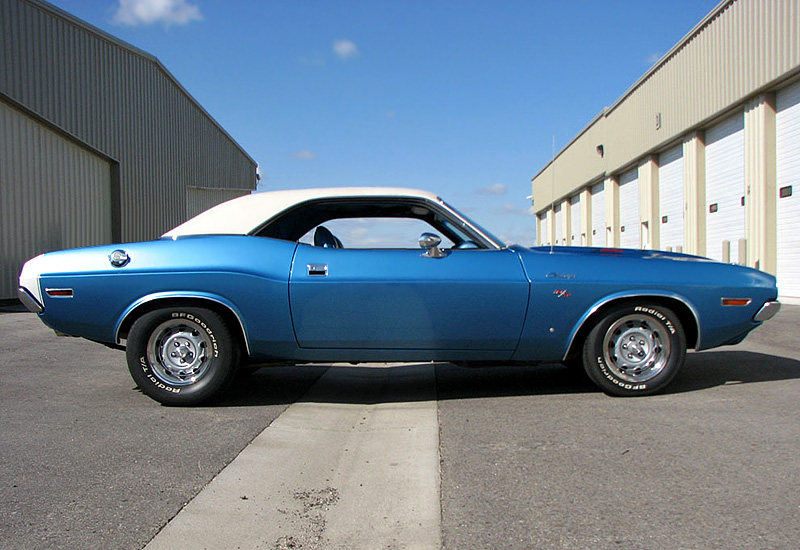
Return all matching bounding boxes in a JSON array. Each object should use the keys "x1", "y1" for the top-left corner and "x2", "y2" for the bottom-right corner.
[{"x1": 274, "y1": 487, "x2": 340, "y2": 550}]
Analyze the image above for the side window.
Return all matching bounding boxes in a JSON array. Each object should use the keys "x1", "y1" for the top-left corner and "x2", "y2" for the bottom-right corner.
[{"x1": 300, "y1": 218, "x2": 456, "y2": 249}]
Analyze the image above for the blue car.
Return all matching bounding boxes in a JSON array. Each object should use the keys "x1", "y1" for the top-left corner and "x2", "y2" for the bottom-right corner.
[{"x1": 18, "y1": 188, "x2": 781, "y2": 405}]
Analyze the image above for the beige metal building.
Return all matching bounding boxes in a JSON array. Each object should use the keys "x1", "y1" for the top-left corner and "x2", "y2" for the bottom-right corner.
[
  {"x1": 530, "y1": 0, "x2": 800, "y2": 300},
  {"x1": 0, "y1": 0, "x2": 257, "y2": 299}
]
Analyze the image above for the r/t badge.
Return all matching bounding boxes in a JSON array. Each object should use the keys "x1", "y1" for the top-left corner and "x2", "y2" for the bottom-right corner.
[{"x1": 554, "y1": 289, "x2": 571, "y2": 298}]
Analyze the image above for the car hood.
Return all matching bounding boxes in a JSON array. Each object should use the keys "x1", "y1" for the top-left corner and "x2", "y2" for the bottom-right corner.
[
  {"x1": 512, "y1": 245, "x2": 777, "y2": 292},
  {"x1": 526, "y1": 245, "x2": 713, "y2": 263}
]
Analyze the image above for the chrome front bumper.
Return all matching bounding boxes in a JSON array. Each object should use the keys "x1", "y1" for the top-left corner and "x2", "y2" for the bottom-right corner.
[{"x1": 754, "y1": 300, "x2": 781, "y2": 322}]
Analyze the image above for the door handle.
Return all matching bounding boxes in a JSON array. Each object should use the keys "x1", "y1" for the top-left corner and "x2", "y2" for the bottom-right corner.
[{"x1": 307, "y1": 264, "x2": 328, "y2": 276}]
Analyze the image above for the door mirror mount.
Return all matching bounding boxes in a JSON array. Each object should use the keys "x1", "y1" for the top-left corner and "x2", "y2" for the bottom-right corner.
[{"x1": 419, "y1": 233, "x2": 447, "y2": 258}]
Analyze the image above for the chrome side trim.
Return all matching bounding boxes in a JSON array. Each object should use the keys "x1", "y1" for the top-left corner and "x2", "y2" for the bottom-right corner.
[
  {"x1": 563, "y1": 291, "x2": 703, "y2": 361},
  {"x1": 754, "y1": 300, "x2": 781, "y2": 322},
  {"x1": 114, "y1": 292, "x2": 251, "y2": 355},
  {"x1": 18, "y1": 287, "x2": 44, "y2": 314}
]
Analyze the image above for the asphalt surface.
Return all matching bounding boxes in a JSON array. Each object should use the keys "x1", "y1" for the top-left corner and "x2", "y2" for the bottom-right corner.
[
  {"x1": 1, "y1": 303, "x2": 798, "y2": 549},
  {"x1": 0, "y1": 308, "x2": 326, "y2": 550},
  {"x1": 439, "y1": 305, "x2": 800, "y2": 549}
]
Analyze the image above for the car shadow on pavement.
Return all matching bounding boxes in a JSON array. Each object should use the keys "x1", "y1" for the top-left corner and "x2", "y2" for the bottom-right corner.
[
  {"x1": 667, "y1": 350, "x2": 800, "y2": 394},
  {"x1": 215, "y1": 350, "x2": 800, "y2": 406},
  {"x1": 210, "y1": 365, "x2": 329, "y2": 407}
]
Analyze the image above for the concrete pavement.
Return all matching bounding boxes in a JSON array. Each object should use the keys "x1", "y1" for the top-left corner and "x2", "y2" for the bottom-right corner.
[{"x1": 144, "y1": 364, "x2": 441, "y2": 550}]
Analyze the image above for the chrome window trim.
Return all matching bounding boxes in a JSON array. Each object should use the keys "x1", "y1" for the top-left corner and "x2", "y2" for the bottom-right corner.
[
  {"x1": 563, "y1": 291, "x2": 703, "y2": 360},
  {"x1": 114, "y1": 292, "x2": 251, "y2": 355},
  {"x1": 437, "y1": 199, "x2": 505, "y2": 249},
  {"x1": 250, "y1": 195, "x2": 502, "y2": 250}
]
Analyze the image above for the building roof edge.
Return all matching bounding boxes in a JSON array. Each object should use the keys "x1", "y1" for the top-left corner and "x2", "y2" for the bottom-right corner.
[{"x1": 23, "y1": 0, "x2": 257, "y2": 170}]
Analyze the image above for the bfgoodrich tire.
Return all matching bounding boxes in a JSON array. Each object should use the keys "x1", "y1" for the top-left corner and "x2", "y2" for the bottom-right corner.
[
  {"x1": 583, "y1": 303, "x2": 686, "y2": 397},
  {"x1": 126, "y1": 307, "x2": 239, "y2": 406}
]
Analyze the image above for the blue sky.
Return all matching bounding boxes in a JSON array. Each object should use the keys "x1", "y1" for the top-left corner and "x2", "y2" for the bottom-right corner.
[{"x1": 48, "y1": 0, "x2": 720, "y2": 246}]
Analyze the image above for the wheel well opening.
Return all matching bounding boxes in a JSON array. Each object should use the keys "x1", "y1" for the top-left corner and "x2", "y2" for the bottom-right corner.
[
  {"x1": 117, "y1": 299, "x2": 248, "y2": 357},
  {"x1": 565, "y1": 297, "x2": 699, "y2": 361}
]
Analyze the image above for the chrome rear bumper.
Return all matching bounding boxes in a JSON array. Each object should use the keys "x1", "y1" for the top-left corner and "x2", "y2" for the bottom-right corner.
[{"x1": 18, "y1": 287, "x2": 44, "y2": 314}]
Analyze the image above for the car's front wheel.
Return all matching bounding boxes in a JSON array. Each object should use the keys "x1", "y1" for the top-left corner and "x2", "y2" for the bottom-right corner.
[
  {"x1": 583, "y1": 303, "x2": 686, "y2": 396},
  {"x1": 126, "y1": 307, "x2": 239, "y2": 406}
]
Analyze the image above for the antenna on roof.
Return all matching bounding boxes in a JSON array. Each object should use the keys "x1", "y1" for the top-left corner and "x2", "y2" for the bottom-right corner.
[{"x1": 550, "y1": 135, "x2": 556, "y2": 254}]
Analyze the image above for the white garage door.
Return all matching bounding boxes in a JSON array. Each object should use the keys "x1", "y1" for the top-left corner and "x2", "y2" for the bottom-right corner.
[
  {"x1": 591, "y1": 182, "x2": 605, "y2": 247},
  {"x1": 705, "y1": 113, "x2": 745, "y2": 263},
  {"x1": 777, "y1": 80, "x2": 800, "y2": 298},
  {"x1": 659, "y1": 145, "x2": 684, "y2": 252},
  {"x1": 569, "y1": 194, "x2": 582, "y2": 246},
  {"x1": 538, "y1": 211, "x2": 549, "y2": 245},
  {"x1": 554, "y1": 203, "x2": 564, "y2": 245},
  {"x1": 619, "y1": 168, "x2": 640, "y2": 249}
]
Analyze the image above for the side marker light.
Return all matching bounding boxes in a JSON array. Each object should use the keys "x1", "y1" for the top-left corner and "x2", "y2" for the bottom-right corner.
[
  {"x1": 721, "y1": 298, "x2": 752, "y2": 307},
  {"x1": 45, "y1": 288, "x2": 74, "y2": 298}
]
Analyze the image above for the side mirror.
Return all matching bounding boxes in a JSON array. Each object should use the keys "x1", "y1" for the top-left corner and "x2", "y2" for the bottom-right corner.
[{"x1": 419, "y1": 232, "x2": 446, "y2": 258}]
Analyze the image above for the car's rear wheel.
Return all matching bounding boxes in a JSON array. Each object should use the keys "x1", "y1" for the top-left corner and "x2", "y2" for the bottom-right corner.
[
  {"x1": 126, "y1": 307, "x2": 239, "y2": 406},
  {"x1": 583, "y1": 303, "x2": 686, "y2": 396}
]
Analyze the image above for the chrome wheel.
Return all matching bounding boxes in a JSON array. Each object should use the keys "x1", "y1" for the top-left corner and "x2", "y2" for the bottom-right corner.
[
  {"x1": 146, "y1": 320, "x2": 211, "y2": 386},
  {"x1": 602, "y1": 314, "x2": 671, "y2": 384},
  {"x1": 128, "y1": 307, "x2": 239, "y2": 406}
]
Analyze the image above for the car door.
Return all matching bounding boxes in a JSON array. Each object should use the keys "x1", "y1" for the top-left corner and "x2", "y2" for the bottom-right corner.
[{"x1": 289, "y1": 244, "x2": 529, "y2": 351}]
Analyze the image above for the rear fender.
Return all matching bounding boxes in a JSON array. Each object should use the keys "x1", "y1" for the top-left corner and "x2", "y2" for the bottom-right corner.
[{"x1": 115, "y1": 291, "x2": 250, "y2": 355}]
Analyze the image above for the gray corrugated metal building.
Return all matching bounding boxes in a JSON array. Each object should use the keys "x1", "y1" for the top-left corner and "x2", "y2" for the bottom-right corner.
[
  {"x1": 531, "y1": 0, "x2": 800, "y2": 300},
  {"x1": 0, "y1": 0, "x2": 257, "y2": 299}
]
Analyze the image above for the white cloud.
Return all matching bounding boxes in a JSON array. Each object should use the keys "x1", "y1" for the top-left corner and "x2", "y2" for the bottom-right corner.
[
  {"x1": 477, "y1": 183, "x2": 508, "y2": 196},
  {"x1": 498, "y1": 228, "x2": 536, "y2": 247},
  {"x1": 299, "y1": 53, "x2": 326, "y2": 66},
  {"x1": 333, "y1": 39, "x2": 359, "y2": 60},
  {"x1": 492, "y1": 203, "x2": 534, "y2": 216},
  {"x1": 112, "y1": 0, "x2": 203, "y2": 27},
  {"x1": 646, "y1": 52, "x2": 662, "y2": 65},
  {"x1": 291, "y1": 150, "x2": 317, "y2": 160}
]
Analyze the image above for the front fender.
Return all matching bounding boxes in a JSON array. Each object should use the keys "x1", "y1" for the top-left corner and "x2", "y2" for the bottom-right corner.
[{"x1": 562, "y1": 291, "x2": 702, "y2": 361}]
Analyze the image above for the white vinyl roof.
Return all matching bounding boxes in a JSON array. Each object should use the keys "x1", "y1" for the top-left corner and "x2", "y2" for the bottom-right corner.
[{"x1": 163, "y1": 187, "x2": 442, "y2": 238}]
